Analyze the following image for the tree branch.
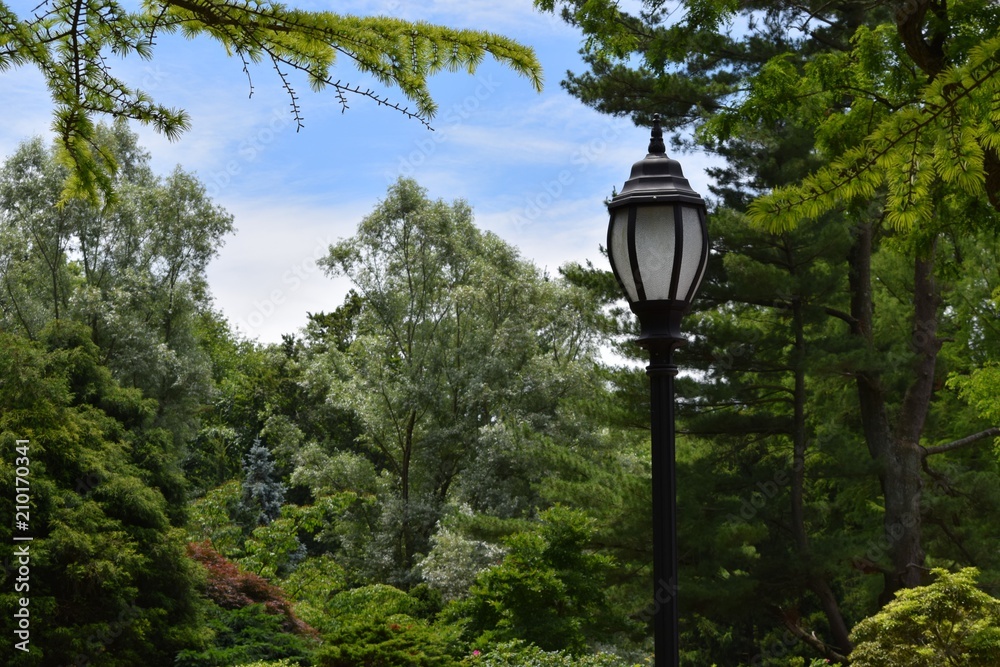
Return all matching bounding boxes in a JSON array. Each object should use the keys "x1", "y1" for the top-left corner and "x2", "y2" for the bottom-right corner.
[
  {"x1": 780, "y1": 614, "x2": 850, "y2": 664},
  {"x1": 924, "y1": 427, "x2": 1000, "y2": 456},
  {"x1": 823, "y1": 305, "x2": 859, "y2": 330}
]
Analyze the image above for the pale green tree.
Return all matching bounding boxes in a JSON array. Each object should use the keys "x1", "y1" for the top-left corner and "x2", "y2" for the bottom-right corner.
[
  {"x1": 0, "y1": 122, "x2": 233, "y2": 447},
  {"x1": 313, "y1": 178, "x2": 601, "y2": 584}
]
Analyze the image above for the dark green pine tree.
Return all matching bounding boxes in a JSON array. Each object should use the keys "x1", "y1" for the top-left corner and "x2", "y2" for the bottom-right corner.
[
  {"x1": 564, "y1": 123, "x2": 868, "y2": 664},
  {"x1": 0, "y1": 323, "x2": 204, "y2": 666},
  {"x1": 538, "y1": 3, "x2": 1000, "y2": 664}
]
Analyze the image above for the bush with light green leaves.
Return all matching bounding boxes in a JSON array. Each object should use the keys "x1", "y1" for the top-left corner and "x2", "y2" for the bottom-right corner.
[
  {"x1": 466, "y1": 640, "x2": 639, "y2": 667},
  {"x1": 849, "y1": 568, "x2": 1000, "y2": 667}
]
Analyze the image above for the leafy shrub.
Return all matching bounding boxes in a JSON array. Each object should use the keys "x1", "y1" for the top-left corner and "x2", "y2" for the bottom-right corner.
[
  {"x1": 174, "y1": 603, "x2": 317, "y2": 666},
  {"x1": 188, "y1": 540, "x2": 313, "y2": 634},
  {"x1": 467, "y1": 640, "x2": 638, "y2": 667},
  {"x1": 316, "y1": 615, "x2": 461, "y2": 667},
  {"x1": 449, "y1": 506, "x2": 620, "y2": 653},
  {"x1": 314, "y1": 584, "x2": 462, "y2": 667},
  {"x1": 849, "y1": 567, "x2": 1000, "y2": 666}
]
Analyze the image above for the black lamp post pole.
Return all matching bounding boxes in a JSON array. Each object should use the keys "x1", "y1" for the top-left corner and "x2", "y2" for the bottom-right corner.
[
  {"x1": 648, "y1": 344, "x2": 680, "y2": 667},
  {"x1": 606, "y1": 116, "x2": 708, "y2": 667}
]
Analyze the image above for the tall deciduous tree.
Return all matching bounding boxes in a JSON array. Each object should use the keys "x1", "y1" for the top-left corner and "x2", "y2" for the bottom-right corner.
[
  {"x1": 0, "y1": 0, "x2": 543, "y2": 203},
  {"x1": 0, "y1": 122, "x2": 234, "y2": 448},
  {"x1": 314, "y1": 178, "x2": 601, "y2": 585}
]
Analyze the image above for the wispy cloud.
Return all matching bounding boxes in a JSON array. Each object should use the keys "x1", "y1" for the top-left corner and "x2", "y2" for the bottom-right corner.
[
  {"x1": 207, "y1": 195, "x2": 371, "y2": 341},
  {"x1": 335, "y1": 0, "x2": 569, "y2": 37}
]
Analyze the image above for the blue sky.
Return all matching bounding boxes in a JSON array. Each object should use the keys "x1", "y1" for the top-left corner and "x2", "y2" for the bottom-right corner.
[{"x1": 0, "y1": 0, "x2": 719, "y2": 343}]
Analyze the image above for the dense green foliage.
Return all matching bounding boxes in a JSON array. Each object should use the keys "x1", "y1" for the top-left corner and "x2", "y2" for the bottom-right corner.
[
  {"x1": 534, "y1": 1, "x2": 1000, "y2": 664},
  {"x1": 1, "y1": 108, "x2": 999, "y2": 667},
  {"x1": 471, "y1": 641, "x2": 637, "y2": 667},
  {"x1": 535, "y1": 0, "x2": 1000, "y2": 226},
  {"x1": 453, "y1": 506, "x2": 621, "y2": 654},
  {"x1": 0, "y1": 323, "x2": 203, "y2": 666}
]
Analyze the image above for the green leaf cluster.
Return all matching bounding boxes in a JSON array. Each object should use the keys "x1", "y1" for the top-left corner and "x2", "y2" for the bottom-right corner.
[
  {"x1": 745, "y1": 34, "x2": 1000, "y2": 231},
  {"x1": 850, "y1": 568, "x2": 1000, "y2": 666},
  {"x1": 451, "y1": 506, "x2": 620, "y2": 655},
  {"x1": 470, "y1": 640, "x2": 638, "y2": 667}
]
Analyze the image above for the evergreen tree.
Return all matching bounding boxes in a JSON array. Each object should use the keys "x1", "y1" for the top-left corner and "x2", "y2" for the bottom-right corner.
[
  {"x1": 0, "y1": 323, "x2": 203, "y2": 666},
  {"x1": 537, "y1": 4, "x2": 1000, "y2": 661},
  {"x1": 240, "y1": 439, "x2": 286, "y2": 528}
]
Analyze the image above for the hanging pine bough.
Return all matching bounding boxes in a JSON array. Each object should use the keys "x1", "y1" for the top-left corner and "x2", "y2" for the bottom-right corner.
[
  {"x1": 742, "y1": 33, "x2": 1000, "y2": 232},
  {"x1": 0, "y1": 0, "x2": 544, "y2": 204}
]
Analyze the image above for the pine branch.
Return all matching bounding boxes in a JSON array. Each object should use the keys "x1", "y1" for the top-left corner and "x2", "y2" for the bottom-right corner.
[
  {"x1": 923, "y1": 427, "x2": 1000, "y2": 456},
  {"x1": 748, "y1": 36, "x2": 1000, "y2": 231},
  {"x1": 0, "y1": 0, "x2": 542, "y2": 204}
]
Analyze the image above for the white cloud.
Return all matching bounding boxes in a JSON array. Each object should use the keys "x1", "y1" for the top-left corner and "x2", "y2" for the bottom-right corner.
[
  {"x1": 207, "y1": 195, "x2": 371, "y2": 341},
  {"x1": 0, "y1": 69, "x2": 55, "y2": 156}
]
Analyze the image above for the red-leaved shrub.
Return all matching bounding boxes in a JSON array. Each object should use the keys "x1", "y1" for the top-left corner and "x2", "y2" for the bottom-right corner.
[{"x1": 187, "y1": 541, "x2": 314, "y2": 635}]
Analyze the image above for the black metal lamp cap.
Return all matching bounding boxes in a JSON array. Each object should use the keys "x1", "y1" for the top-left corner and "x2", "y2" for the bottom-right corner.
[{"x1": 609, "y1": 115, "x2": 705, "y2": 208}]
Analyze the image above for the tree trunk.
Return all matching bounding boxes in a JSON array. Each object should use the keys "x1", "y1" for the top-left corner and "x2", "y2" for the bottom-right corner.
[
  {"x1": 792, "y1": 274, "x2": 852, "y2": 654},
  {"x1": 848, "y1": 220, "x2": 939, "y2": 603},
  {"x1": 886, "y1": 248, "x2": 941, "y2": 591},
  {"x1": 400, "y1": 409, "x2": 416, "y2": 574}
]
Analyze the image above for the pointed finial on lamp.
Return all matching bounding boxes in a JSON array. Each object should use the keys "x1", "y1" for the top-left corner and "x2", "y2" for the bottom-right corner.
[{"x1": 648, "y1": 114, "x2": 665, "y2": 155}]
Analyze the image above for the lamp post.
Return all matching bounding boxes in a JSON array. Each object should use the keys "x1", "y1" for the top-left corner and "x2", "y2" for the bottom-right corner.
[{"x1": 606, "y1": 115, "x2": 709, "y2": 667}]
